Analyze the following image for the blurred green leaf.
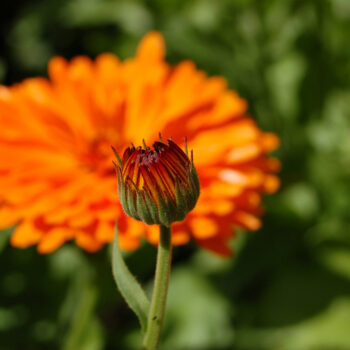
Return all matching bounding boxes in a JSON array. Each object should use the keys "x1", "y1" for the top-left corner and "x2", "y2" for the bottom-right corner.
[
  {"x1": 63, "y1": 0, "x2": 153, "y2": 34},
  {"x1": 0, "y1": 229, "x2": 12, "y2": 253},
  {"x1": 319, "y1": 247, "x2": 350, "y2": 280},
  {"x1": 236, "y1": 297, "x2": 350, "y2": 350},
  {"x1": 161, "y1": 267, "x2": 233, "y2": 350},
  {"x1": 266, "y1": 52, "x2": 306, "y2": 120},
  {"x1": 280, "y1": 182, "x2": 320, "y2": 221}
]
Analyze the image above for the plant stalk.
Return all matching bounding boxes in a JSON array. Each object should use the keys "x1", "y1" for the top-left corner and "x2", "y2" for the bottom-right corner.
[{"x1": 142, "y1": 225, "x2": 172, "y2": 350}]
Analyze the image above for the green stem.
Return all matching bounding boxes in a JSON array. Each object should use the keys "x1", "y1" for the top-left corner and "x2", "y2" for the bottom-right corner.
[
  {"x1": 142, "y1": 225, "x2": 172, "y2": 350},
  {"x1": 62, "y1": 271, "x2": 97, "y2": 350}
]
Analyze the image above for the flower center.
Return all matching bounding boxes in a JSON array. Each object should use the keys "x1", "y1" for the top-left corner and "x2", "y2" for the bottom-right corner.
[
  {"x1": 138, "y1": 149, "x2": 160, "y2": 166},
  {"x1": 80, "y1": 138, "x2": 115, "y2": 175}
]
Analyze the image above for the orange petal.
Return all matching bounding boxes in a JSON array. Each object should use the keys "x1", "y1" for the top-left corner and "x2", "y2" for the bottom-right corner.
[
  {"x1": 137, "y1": 31, "x2": 165, "y2": 62},
  {"x1": 96, "y1": 221, "x2": 114, "y2": 243},
  {"x1": 146, "y1": 225, "x2": 159, "y2": 245},
  {"x1": 228, "y1": 143, "x2": 261, "y2": 163},
  {"x1": 193, "y1": 199, "x2": 234, "y2": 216},
  {"x1": 68, "y1": 56, "x2": 94, "y2": 81},
  {"x1": 261, "y1": 132, "x2": 280, "y2": 152},
  {"x1": 234, "y1": 211, "x2": 261, "y2": 230},
  {"x1": 196, "y1": 236, "x2": 233, "y2": 257},
  {"x1": 172, "y1": 230, "x2": 190, "y2": 245},
  {"x1": 0, "y1": 207, "x2": 21, "y2": 229},
  {"x1": 69, "y1": 214, "x2": 95, "y2": 228},
  {"x1": 264, "y1": 175, "x2": 280, "y2": 193},
  {"x1": 11, "y1": 221, "x2": 43, "y2": 248},
  {"x1": 96, "y1": 53, "x2": 120, "y2": 80},
  {"x1": 124, "y1": 218, "x2": 146, "y2": 238},
  {"x1": 48, "y1": 56, "x2": 68, "y2": 83},
  {"x1": 75, "y1": 231, "x2": 103, "y2": 252},
  {"x1": 37, "y1": 228, "x2": 72, "y2": 253},
  {"x1": 190, "y1": 217, "x2": 218, "y2": 239},
  {"x1": 119, "y1": 235, "x2": 141, "y2": 251}
]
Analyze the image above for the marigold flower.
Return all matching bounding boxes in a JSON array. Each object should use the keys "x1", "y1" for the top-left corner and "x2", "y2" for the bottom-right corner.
[
  {"x1": 0, "y1": 31, "x2": 280, "y2": 256},
  {"x1": 113, "y1": 139, "x2": 200, "y2": 227}
]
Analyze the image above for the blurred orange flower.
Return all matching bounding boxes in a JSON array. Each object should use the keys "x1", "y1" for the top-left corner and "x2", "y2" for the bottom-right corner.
[{"x1": 0, "y1": 32, "x2": 280, "y2": 256}]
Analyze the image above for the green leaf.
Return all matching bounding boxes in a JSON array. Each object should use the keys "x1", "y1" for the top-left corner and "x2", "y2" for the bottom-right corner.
[{"x1": 112, "y1": 225, "x2": 150, "y2": 332}]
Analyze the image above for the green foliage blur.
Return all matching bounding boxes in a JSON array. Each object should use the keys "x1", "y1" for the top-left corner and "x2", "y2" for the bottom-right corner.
[{"x1": 1, "y1": 0, "x2": 350, "y2": 349}]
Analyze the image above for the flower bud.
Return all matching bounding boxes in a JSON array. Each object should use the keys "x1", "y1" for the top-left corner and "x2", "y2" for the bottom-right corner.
[{"x1": 113, "y1": 139, "x2": 200, "y2": 227}]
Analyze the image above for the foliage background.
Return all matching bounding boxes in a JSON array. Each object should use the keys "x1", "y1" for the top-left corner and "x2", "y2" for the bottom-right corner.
[{"x1": 1, "y1": 0, "x2": 350, "y2": 349}]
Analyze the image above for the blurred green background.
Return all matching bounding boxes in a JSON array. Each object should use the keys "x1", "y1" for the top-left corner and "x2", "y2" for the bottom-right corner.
[{"x1": 1, "y1": 0, "x2": 350, "y2": 349}]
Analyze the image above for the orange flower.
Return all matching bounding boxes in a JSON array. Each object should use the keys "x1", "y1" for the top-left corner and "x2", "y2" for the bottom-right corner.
[{"x1": 0, "y1": 31, "x2": 280, "y2": 256}]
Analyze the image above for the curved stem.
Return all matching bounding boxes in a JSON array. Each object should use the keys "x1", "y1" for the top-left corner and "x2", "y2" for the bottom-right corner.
[{"x1": 142, "y1": 225, "x2": 172, "y2": 350}]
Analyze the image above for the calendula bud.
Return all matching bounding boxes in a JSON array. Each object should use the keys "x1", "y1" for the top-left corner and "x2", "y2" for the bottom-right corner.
[{"x1": 112, "y1": 139, "x2": 200, "y2": 227}]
